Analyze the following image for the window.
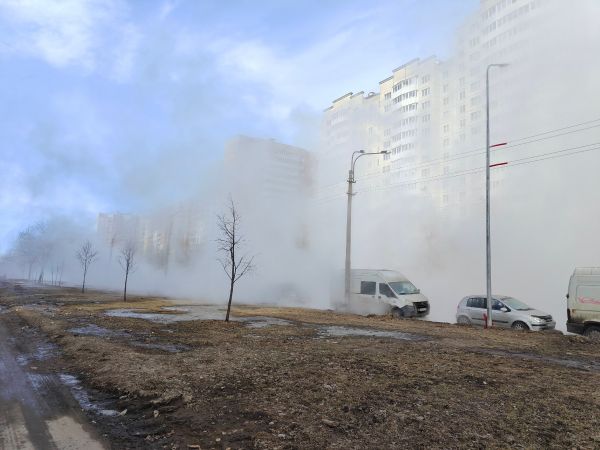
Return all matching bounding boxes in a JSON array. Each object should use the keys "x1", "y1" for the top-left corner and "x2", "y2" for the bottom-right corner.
[
  {"x1": 384, "y1": 92, "x2": 391, "y2": 100},
  {"x1": 360, "y1": 281, "x2": 376, "y2": 295},
  {"x1": 421, "y1": 75, "x2": 430, "y2": 84},
  {"x1": 379, "y1": 283, "x2": 396, "y2": 298},
  {"x1": 443, "y1": 124, "x2": 450, "y2": 133},
  {"x1": 422, "y1": 88, "x2": 430, "y2": 96},
  {"x1": 467, "y1": 297, "x2": 486, "y2": 308},
  {"x1": 459, "y1": 91, "x2": 466, "y2": 100},
  {"x1": 422, "y1": 114, "x2": 430, "y2": 123},
  {"x1": 443, "y1": 97, "x2": 449, "y2": 106},
  {"x1": 492, "y1": 299, "x2": 505, "y2": 311},
  {"x1": 389, "y1": 281, "x2": 419, "y2": 295}
]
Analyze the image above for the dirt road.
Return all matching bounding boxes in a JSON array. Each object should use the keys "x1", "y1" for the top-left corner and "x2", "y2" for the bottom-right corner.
[
  {"x1": 2, "y1": 281, "x2": 600, "y2": 449},
  {"x1": 0, "y1": 310, "x2": 106, "y2": 450}
]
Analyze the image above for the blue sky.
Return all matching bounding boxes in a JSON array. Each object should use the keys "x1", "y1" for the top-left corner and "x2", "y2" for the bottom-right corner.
[{"x1": 0, "y1": 0, "x2": 477, "y2": 251}]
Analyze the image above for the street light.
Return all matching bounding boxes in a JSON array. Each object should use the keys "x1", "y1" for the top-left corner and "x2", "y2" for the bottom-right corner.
[
  {"x1": 344, "y1": 150, "x2": 389, "y2": 304},
  {"x1": 485, "y1": 63, "x2": 509, "y2": 328}
]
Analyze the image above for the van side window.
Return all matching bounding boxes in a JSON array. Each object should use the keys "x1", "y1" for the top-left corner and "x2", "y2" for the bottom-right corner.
[
  {"x1": 379, "y1": 283, "x2": 396, "y2": 298},
  {"x1": 360, "y1": 281, "x2": 376, "y2": 295}
]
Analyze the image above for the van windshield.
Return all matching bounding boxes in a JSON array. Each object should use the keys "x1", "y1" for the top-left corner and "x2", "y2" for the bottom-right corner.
[
  {"x1": 389, "y1": 281, "x2": 419, "y2": 295},
  {"x1": 502, "y1": 297, "x2": 532, "y2": 311}
]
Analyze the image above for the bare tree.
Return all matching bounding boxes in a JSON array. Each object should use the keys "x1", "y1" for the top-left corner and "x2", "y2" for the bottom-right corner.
[
  {"x1": 118, "y1": 243, "x2": 136, "y2": 302},
  {"x1": 217, "y1": 198, "x2": 255, "y2": 322},
  {"x1": 76, "y1": 241, "x2": 99, "y2": 293}
]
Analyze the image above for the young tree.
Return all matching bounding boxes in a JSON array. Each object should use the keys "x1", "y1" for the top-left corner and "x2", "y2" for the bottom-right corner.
[
  {"x1": 217, "y1": 198, "x2": 255, "y2": 322},
  {"x1": 118, "y1": 243, "x2": 136, "y2": 302},
  {"x1": 76, "y1": 241, "x2": 99, "y2": 293}
]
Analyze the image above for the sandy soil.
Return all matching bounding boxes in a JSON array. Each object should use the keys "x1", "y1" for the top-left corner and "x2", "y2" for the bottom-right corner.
[{"x1": 2, "y1": 281, "x2": 600, "y2": 449}]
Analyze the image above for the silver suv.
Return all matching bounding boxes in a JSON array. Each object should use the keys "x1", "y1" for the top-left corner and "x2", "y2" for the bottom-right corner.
[{"x1": 456, "y1": 295, "x2": 556, "y2": 331}]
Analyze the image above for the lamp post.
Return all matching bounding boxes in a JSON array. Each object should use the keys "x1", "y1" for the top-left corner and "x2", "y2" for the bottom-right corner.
[
  {"x1": 344, "y1": 150, "x2": 389, "y2": 304},
  {"x1": 485, "y1": 63, "x2": 509, "y2": 328}
]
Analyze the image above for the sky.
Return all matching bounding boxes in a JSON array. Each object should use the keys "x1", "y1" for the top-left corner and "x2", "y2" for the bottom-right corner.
[{"x1": 0, "y1": 0, "x2": 478, "y2": 252}]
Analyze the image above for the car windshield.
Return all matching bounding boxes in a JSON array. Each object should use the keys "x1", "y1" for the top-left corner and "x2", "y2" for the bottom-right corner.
[
  {"x1": 389, "y1": 281, "x2": 419, "y2": 295},
  {"x1": 502, "y1": 297, "x2": 532, "y2": 311}
]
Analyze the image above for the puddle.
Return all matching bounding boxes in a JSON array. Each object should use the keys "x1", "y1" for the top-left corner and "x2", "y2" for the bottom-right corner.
[
  {"x1": 105, "y1": 305, "x2": 226, "y2": 323},
  {"x1": 317, "y1": 326, "x2": 425, "y2": 341},
  {"x1": 129, "y1": 341, "x2": 190, "y2": 353},
  {"x1": 104, "y1": 306, "x2": 294, "y2": 328},
  {"x1": 237, "y1": 316, "x2": 294, "y2": 328},
  {"x1": 69, "y1": 324, "x2": 129, "y2": 338},
  {"x1": 59, "y1": 374, "x2": 119, "y2": 417},
  {"x1": 476, "y1": 348, "x2": 600, "y2": 372},
  {"x1": 17, "y1": 341, "x2": 60, "y2": 366}
]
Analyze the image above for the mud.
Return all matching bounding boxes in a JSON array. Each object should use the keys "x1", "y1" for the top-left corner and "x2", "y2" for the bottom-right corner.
[
  {"x1": 316, "y1": 325, "x2": 426, "y2": 341},
  {"x1": 0, "y1": 310, "x2": 108, "y2": 449},
  {"x1": 69, "y1": 324, "x2": 130, "y2": 338}
]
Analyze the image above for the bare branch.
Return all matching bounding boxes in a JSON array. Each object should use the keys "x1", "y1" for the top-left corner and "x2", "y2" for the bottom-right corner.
[{"x1": 216, "y1": 197, "x2": 256, "y2": 321}]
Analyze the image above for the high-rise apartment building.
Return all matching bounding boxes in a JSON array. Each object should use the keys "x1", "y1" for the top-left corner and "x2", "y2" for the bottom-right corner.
[
  {"x1": 224, "y1": 135, "x2": 314, "y2": 249},
  {"x1": 318, "y1": 0, "x2": 554, "y2": 213},
  {"x1": 225, "y1": 135, "x2": 313, "y2": 202}
]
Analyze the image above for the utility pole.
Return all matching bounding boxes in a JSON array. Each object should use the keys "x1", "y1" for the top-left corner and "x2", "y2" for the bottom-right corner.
[
  {"x1": 485, "y1": 63, "x2": 509, "y2": 328},
  {"x1": 344, "y1": 166, "x2": 354, "y2": 303},
  {"x1": 344, "y1": 150, "x2": 389, "y2": 305}
]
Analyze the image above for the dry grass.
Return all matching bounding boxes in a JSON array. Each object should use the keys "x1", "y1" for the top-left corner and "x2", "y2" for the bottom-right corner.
[{"x1": 5, "y1": 283, "x2": 600, "y2": 449}]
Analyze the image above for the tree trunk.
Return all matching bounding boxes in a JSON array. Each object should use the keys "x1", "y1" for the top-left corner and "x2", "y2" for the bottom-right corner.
[
  {"x1": 81, "y1": 267, "x2": 87, "y2": 293},
  {"x1": 225, "y1": 278, "x2": 234, "y2": 322},
  {"x1": 123, "y1": 271, "x2": 128, "y2": 302}
]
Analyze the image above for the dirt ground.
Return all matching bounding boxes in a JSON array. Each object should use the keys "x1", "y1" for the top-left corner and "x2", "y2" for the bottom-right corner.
[{"x1": 2, "y1": 281, "x2": 600, "y2": 449}]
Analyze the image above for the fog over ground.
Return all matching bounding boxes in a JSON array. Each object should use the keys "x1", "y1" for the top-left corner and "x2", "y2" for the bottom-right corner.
[{"x1": 1, "y1": 1, "x2": 599, "y2": 330}]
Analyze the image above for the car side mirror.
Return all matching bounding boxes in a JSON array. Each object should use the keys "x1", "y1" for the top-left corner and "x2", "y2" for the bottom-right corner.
[
  {"x1": 566, "y1": 293, "x2": 569, "y2": 299},
  {"x1": 500, "y1": 307, "x2": 509, "y2": 312}
]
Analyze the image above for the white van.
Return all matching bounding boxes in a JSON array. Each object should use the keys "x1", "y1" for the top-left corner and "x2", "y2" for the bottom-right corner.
[
  {"x1": 344, "y1": 269, "x2": 430, "y2": 318},
  {"x1": 566, "y1": 267, "x2": 600, "y2": 339}
]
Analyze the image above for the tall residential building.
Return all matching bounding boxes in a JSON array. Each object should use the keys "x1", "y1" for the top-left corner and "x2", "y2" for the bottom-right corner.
[
  {"x1": 318, "y1": 0, "x2": 556, "y2": 214},
  {"x1": 320, "y1": 91, "x2": 381, "y2": 194},
  {"x1": 224, "y1": 135, "x2": 314, "y2": 249},
  {"x1": 225, "y1": 135, "x2": 313, "y2": 202}
]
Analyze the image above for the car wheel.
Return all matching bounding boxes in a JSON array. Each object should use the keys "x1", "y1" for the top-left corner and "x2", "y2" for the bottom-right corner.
[
  {"x1": 583, "y1": 326, "x2": 600, "y2": 341},
  {"x1": 511, "y1": 321, "x2": 529, "y2": 331},
  {"x1": 457, "y1": 315, "x2": 471, "y2": 325},
  {"x1": 391, "y1": 307, "x2": 404, "y2": 319}
]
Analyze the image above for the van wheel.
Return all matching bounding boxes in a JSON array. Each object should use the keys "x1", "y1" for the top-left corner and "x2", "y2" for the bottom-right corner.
[
  {"x1": 584, "y1": 326, "x2": 600, "y2": 341},
  {"x1": 457, "y1": 316, "x2": 471, "y2": 325},
  {"x1": 511, "y1": 321, "x2": 529, "y2": 331},
  {"x1": 391, "y1": 307, "x2": 404, "y2": 319}
]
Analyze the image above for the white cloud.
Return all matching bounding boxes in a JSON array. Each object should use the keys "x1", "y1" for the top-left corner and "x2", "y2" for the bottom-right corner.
[{"x1": 0, "y1": 0, "x2": 139, "y2": 79}]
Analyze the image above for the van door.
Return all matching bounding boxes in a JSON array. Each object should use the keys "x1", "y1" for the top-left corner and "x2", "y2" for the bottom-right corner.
[
  {"x1": 576, "y1": 285, "x2": 600, "y2": 322},
  {"x1": 350, "y1": 280, "x2": 381, "y2": 315},
  {"x1": 378, "y1": 283, "x2": 398, "y2": 313}
]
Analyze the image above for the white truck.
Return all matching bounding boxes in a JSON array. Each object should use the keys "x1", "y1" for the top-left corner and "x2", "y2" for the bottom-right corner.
[
  {"x1": 566, "y1": 267, "x2": 600, "y2": 339},
  {"x1": 333, "y1": 269, "x2": 430, "y2": 318}
]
